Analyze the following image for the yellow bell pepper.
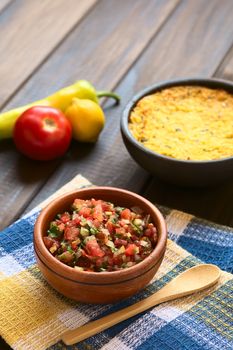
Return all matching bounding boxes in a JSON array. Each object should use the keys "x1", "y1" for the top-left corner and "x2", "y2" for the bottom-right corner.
[{"x1": 65, "y1": 98, "x2": 105, "y2": 142}]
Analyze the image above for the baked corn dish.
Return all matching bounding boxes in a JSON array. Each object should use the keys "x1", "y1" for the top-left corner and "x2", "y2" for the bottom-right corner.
[{"x1": 129, "y1": 86, "x2": 233, "y2": 161}]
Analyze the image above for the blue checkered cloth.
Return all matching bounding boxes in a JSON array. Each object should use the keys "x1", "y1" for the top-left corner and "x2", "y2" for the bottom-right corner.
[{"x1": 0, "y1": 175, "x2": 232, "y2": 350}]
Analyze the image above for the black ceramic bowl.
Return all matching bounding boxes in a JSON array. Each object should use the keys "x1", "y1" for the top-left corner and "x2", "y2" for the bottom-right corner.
[{"x1": 121, "y1": 78, "x2": 233, "y2": 187}]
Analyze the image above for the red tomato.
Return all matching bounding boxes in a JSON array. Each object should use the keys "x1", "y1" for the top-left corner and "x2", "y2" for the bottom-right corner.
[
  {"x1": 43, "y1": 236, "x2": 55, "y2": 249},
  {"x1": 79, "y1": 207, "x2": 92, "y2": 218},
  {"x1": 106, "y1": 221, "x2": 115, "y2": 233},
  {"x1": 125, "y1": 243, "x2": 138, "y2": 256},
  {"x1": 73, "y1": 199, "x2": 85, "y2": 208},
  {"x1": 92, "y1": 204, "x2": 103, "y2": 221},
  {"x1": 60, "y1": 212, "x2": 71, "y2": 223},
  {"x1": 13, "y1": 106, "x2": 72, "y2": 160},
  {"x1": 58, "y1": 223, "x2": 65, "y2": 231},
  {"x1": 85, "y1": 239, "x2": 105, "y2": 257},
  {"x1": 93, "y1": 219, "x2": 101, "y2": 228},
  {"x1": 121, "y1": 208, "x2": 131, "y2": 220},
  {"x1": 115, "y1": 227, "x2": 126, "y2": 235},
  {"x1": 64, "y1": 227, "x2": 80, "y2": 241}
]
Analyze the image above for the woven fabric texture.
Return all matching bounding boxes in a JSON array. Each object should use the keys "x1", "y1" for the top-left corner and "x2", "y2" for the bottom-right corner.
[{"x1": 0, "y1": 174, "x2": 232, "y2": 350}]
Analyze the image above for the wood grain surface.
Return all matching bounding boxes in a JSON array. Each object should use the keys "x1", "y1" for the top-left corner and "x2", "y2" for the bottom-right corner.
[
  {"x1": 0, "y1": 0, "x2": 12, "y2": 13},
  {"x1": 0, "y1": 0, "x2": 232, "y2": 230},
  {"x1": 25, "y1": 0, "x2": 233, "y2": 226},
  {"x1": 1, "y1": 1, "x2": 233, "y2": 349},
  {"x1": 0, "y1": 0, "x2": 96, "y2": 107},
  {"x1": 0, "y1": 0, "x2": 178, "y2": 229}
]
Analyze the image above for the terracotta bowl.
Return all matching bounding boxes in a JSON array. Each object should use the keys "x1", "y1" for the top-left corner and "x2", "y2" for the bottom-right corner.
[
  {"x1": 121, "y1": 78, "x2": 233, "y2": 187},
  {"x1": 34, "y1": 186, "x2": 167, "y2": 304}
]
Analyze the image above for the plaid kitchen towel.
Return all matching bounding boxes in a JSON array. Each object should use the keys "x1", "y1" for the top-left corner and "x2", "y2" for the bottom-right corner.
[{"x1": 0, "y1": 174, "x2": 232, "y2": 350}]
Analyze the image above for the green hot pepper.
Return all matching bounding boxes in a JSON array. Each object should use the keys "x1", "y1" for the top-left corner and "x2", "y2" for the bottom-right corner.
[{"x1": 0, "y1": 80, "x2": 120, "y2": 139}]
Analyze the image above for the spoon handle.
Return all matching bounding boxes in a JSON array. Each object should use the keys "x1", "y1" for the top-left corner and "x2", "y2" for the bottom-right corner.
[
  {"x1": 61, "y1": 292, "x2": 167, "y2": 345},
  {"x1": 61, "y1": 264, "x2": 220, "y2": 345},
  {"x1": 61, "y1": 267, "x2": 219, "y2": 345}
]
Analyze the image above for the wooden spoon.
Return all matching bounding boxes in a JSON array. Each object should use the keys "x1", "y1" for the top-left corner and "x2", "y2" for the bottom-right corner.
[{"x1": 62, "y1": 264, "x2": 220, "y2": 345}]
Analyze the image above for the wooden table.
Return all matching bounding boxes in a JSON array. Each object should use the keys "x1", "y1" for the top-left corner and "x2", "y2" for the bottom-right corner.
[{"x1": 0, "y1": 0, "x2": 233, "y2": 348}]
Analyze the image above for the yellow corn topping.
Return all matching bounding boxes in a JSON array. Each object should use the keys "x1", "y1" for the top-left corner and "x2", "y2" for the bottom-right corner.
[{"x1": 129, "y1": 86, "x2": 233, "y2": 161}]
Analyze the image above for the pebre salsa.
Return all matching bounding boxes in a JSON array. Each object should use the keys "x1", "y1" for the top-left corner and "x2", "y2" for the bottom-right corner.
[{"x1": 43, "y1": 198, "x2": 158, "y2": 272}]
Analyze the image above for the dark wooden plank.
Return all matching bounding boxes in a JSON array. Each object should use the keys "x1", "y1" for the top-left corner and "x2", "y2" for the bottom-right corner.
[
  {"x1": 144, "y1": 177, "x2": 233, "y2": 227},
  {"x1": 135, "y1": 0, "x2": 233, "y2": 227},
  {"x1": 0, "y1": 337, "x2": 11, "y2": 350},
  {"x1": 1, "y1": 2, "x2": 233, "y2": 349},
  {"x1": 205, "y1": 42, "x2": 233, "y2": 227},
  {"x1": 24, "y1": 0, "x2": 233, "y2": 229},
  {"x1": 1, "y1": 0, "x2": 179, "y2": 108},
  {"x1": 0, "y1": 0, "x2": 96, "y2": 107},
  {"x1": 0, "y1": 0, "x2": 12, "y2": 13},
  {"x1": 214, "y1": 44, "x2": 233, "y2": 81},
  {"x1": 0, "y1": 0, "x2": 179, "y2": 230}
]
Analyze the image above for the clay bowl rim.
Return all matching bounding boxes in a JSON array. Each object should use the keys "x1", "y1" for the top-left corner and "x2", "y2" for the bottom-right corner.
[
  {"x1": 34, "y1": 186, "x2": 167, "y2": 284},
  {"x1": 121, "y1": 77, "x2": 233, "y2": 165}
]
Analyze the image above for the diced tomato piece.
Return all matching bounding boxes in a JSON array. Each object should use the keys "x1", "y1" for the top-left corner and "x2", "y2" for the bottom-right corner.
[
  {"x1": 93, "y1": 204, "x2": 103, "y2": 221},
  {"x1": 60, "y1": 212, "x2": 71, "y2": 223},
  {"x1": 43, "y1": 236, "x2": 56, "y2": 249},
  {"x1": 45, "y1": 197, "x2": 158, "y2": 272},
  {"x1": 73, "y1": 218, "x2": 81, "y2": 226},
  {"x1": 64, "y1": 227, "x2": 80, "y2": 241},
  {"x1": 106, "y1": 221, "x2": 115, "y2": 233},
  {"x1": 85, "y1": 239, "x2": 105, "y2": 257},
  {"x1": 58, "y1": 223, "x2": 65, "y2": 231},
  {"x1": 91, "y1": 199, "x2": 103, "y2": 207},
  {"x1": 73, "y1": 198, "x2": 85, "y2": 209},
  {"x1": 72, "y1": 213, "x2": 81, "y2": 225},
  {"x1": 115, "y1": 227, "x2": 126, "y2": 236},
  {"x1": 79, "y1": 207, "x2": 92, "y2": 218},
  {"x1": 93, "y1": 219, "x2": 101, "y2": 228},
  {"x1": 119, "y1": 220, "x2": 126, "y2": 227},
  {"x1": 121, "y1": 208, "x2": 131, "y2": 220},
  {"x1": 101, "y1": 201, "x2": 112, "y2": 211},
  {"x1": 125, "y1": 243, "x2": 138, "y2": 256}
]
